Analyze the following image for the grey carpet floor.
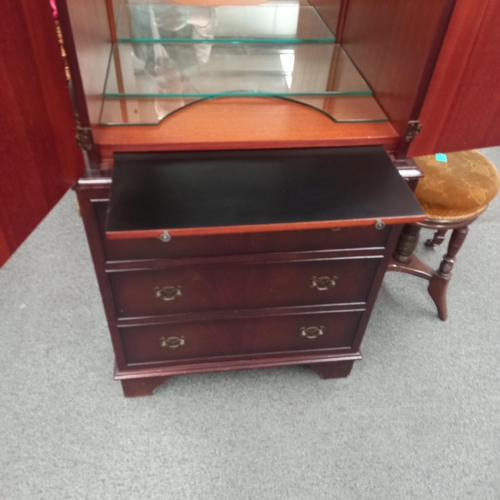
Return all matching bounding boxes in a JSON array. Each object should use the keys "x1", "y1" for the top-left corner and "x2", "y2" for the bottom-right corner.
[{"x1": 1, "y1": 149, "x2": 499, "y2": 500}]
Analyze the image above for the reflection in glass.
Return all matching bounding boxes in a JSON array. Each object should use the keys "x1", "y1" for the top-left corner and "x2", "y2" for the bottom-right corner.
[
  {"x1": 117, "y1": 2, "x2": 336, "y2": 43},
  {"x1": 105, "y1": 44, "x2": 371, "y2": 95},
  {"x1": 100, "y1": 3, "x2": 385, "y2": 125}
]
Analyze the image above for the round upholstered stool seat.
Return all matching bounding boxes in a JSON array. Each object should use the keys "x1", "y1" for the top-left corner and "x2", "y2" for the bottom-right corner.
[
  {"x1": 414, "y1": 150, "x2": 500, "y2": 221},
  {"x1": 389, "y1": 150, "x2": 499, "y2": 321}
]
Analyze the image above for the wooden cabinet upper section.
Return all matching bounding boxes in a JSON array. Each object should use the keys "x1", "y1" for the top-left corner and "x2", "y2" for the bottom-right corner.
[{"x1": 56, "y1": 0, "x2": 500, "y2": 163}]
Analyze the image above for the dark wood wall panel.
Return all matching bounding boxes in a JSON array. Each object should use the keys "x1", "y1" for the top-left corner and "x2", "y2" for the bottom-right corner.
[
  {"x1": 0, "y1": 0, "x2": 84, "y2": 266},
  {"x1": 410, "y1": 0, "x2": 500, "y2": 156},
  {"x1": 342, "y1": 0, "x2": 451, "y2": 139}
]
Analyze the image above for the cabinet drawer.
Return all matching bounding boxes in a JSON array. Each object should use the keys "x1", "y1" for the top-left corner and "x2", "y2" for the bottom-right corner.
[
  {"x1": 109, "y1": 257, "x2": 381, "y2": 319},
  {"x1": 94, "y1": 202, "x2": 390, "y2": 262},
  {"x1": 120, "y1": 310, "x2": 364, "y2": 365}
]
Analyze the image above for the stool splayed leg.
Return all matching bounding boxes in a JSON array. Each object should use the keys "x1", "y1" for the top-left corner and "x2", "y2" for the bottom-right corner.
[
  {"x1": 389, "y1": 219, "x2": 475, "y2": 321},
  {"x1": 427, "y1": 225, "x2": 469, "y2": 321}
]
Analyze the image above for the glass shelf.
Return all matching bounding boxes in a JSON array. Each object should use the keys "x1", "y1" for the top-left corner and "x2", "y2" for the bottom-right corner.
[
  {"x1": 104, "y1": 43, "x2": 371, "y2": 97},
  {"x1": 100, "y1": 94, "x2": 388, "y2": 125},
  {"x1": 117, "y1": 2, "x2": 336, "y2": 43},
  {"x1": 99, "y1": 42, "x2": 388, "y2": 125}
]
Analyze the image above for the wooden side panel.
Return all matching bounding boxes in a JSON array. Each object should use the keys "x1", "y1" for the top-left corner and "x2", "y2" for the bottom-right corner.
[
  {"x1": 93, "y1": 200, "x2": 390, "y2": 261},
  {"x1": 0, "y1": 0, "x2": 84, "y2": 266},
  {"x1": 307, "y1": 0, "x2": 342, "y2": 36},
  {"x1": 110, "y1": 0, "x2": 127, "y2": 40},
  {"x1": 342, "y1": 0, "x2": 452, "y2": 139},
  {"x1": 59, "y1": 0, "x2": 112, "y2": 125},
  {"x1": 410, "y1": 0, "x2": 500, "y2": 156}
]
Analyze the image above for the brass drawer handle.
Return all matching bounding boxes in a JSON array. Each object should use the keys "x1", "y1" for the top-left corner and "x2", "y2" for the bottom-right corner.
[
  {"x1": 310, "y1": 276, "x2": 338, "y2": 291},
  {"x1": 160, "y1": 336, "x2": 185, "y2": 349},
  {"x1": 155, "y1": 285, "x2": 182, "y2": 301},
  {"x1": 300, "y1": 326, "x2": 325, "y2": 340}
]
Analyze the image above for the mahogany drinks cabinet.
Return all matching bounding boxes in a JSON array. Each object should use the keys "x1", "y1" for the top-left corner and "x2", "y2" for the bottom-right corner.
[{"x1": 2, "y1": 0, "x2": 500, "y2": 396}]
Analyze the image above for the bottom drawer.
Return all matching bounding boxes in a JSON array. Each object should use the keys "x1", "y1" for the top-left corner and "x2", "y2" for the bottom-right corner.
[{"x1": 120, "y1": 310, "x2": 364, "y2": 365}]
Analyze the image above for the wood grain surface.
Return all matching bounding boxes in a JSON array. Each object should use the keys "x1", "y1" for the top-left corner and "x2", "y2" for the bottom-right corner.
[
  {"x1": 93, "y1": 97, "x2": 400, "y2": 164},
  {"x1": 93, "y1": 200, "x2": 390, "y2": 262},
  {"x1": 108, "y1": 256, "x2": 381, "y2": 319},
  {"x1": 0, "y1": 0, "x2": 83, "y2": 266},
  {"x1": 57, "y1": 0, "x2": 112, "y2": 126},
  {"x1": 119, "y1": 309, "x2": 364, "y2": 365},
  {"x1": 410, "y1": 0, "x2": 500, "y2": 155},
  {"x1": 342, "y1": 0, "x2": 452, "y2": 141}
]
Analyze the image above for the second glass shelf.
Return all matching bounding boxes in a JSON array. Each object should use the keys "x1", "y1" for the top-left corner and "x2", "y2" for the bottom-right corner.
[
  {"x1": 104, "y1": 43, "x2": 372, "y2": 98},
  {"x1": 100, "y1": 42, "x2": 388, "y2": 125}
]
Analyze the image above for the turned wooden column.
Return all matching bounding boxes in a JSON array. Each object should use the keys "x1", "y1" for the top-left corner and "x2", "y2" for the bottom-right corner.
[
  {"x1": 437, "y1": 227, "x2": 469, "y2": 279},
  {"x1": 428, "y1": 226, "x2": 469, "y2": 321},
  {"x1": 393, "y1": 224, "x2": 421, "y2": 263}
]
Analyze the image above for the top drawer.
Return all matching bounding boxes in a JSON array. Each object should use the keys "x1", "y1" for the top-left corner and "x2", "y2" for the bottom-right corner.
[{"x1": 94, "y1": 201, "x2": 390, "y2": 262}]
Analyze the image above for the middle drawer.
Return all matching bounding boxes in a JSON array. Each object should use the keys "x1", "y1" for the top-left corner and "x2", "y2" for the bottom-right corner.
[{"x1": 109, "y1": 256, "x2": 381, "y2": 319}]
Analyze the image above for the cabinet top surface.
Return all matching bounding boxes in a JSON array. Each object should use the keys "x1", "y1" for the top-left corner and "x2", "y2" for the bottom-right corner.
[{"x1": 106, "y1": 146, "x2": 425, "y2": 238}]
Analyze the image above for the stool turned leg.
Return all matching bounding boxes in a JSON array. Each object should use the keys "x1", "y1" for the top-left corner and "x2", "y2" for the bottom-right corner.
[
  {"x1": 393, "y1": 224, "x2": 421, "y2": 263},
  {"x1": 437, "y1": 226, "x2": 469, "y2": 279},
  {"x1": 428, "y1": 226, "x2": 469, "y2": 321},
  {"x1": 425, "y1": 229, "x2": 448, "y2": 247}
]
